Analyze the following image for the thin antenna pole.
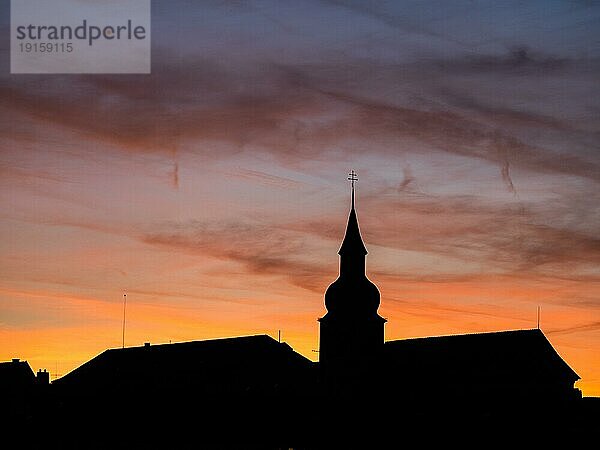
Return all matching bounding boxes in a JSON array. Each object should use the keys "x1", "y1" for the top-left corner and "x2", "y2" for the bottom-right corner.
[
  {"x1": 537, "y1": 305, "x2": 540, "y2": 330},
  {"x1": 278, "y1": 330, "x2": 281, "y2": 343},
  {"x1": 122, "y1": 293, "x2": 127, "y2": 348}
]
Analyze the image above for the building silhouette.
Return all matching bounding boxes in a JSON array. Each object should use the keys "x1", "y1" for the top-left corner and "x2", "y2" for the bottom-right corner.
[
  {"x1": 54, "y1": 335, "x2": 313, "y2": 400},
  {"x1": 319, "y1": 171, "x2": 386, "y2": 367},
  {"x1": 312, "y1": 173, "x2": 588, "y2": 446},
  {"x1": 383, "y1": 328, "x2": 580, "y2": 406},
  {"x1": 0, "y1": 359, "x2": 49, "y2": 425},
  {"x1": 318, "y1": 172, "x2": 581, "y2": 407},
  {"x1": 2, "y1": 172, "x2": 596, "y2": 447}
]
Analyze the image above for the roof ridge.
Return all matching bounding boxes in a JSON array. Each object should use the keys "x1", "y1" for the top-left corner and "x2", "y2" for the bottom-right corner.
[
  {"x1": 108, "y1": 333, "x2": 275, "y2": 351},
  {"x1": 386, "y1": 328, "x2": 542, "y2": 343}
]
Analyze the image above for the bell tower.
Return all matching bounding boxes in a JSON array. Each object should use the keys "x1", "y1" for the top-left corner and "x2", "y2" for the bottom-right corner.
[{"x1": 319, "y1": 171, "x2": 386, "y2": 366}]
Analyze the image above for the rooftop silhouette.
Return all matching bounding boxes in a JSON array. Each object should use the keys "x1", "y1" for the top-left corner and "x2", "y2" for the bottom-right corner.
[
  {"x1": 2, "y1": 172, "x2": 596, "y2": 447},
  {"x1": 54, "y1": 335, "x2": 313, "y2": 393}
]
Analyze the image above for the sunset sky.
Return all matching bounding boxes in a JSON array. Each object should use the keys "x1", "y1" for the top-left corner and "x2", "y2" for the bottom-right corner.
[{"x1": 1, "y1": 1, "x2": 599, "y2": 395}]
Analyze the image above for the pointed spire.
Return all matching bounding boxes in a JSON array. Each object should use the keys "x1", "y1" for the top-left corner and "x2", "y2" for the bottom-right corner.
[{"x1": 339, "y1": 170, "x2": 368, "y2": 256}]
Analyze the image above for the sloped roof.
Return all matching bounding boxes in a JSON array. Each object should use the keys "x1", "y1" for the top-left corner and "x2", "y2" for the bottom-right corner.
[
  {"x1": 55, "y1": 334, "x2": 313, "y2": 390},
  {"x1": 0, "y1": 360, "x2": 36, "y2": 389},
  {"x1": 384, "y1": 329, "x2": 579, "y2": 383}
]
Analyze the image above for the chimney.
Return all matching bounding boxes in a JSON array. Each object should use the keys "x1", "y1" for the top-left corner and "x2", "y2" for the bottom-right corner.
[
  {"x1": 37, "y1": 369, "x2": 50, "y2": 385},
  {"x1": 12, "y1": 358, "x2": 20, "y2": 363},
  {"x1": 144, "y1": 342, "x2": 150, "y2": 347}
]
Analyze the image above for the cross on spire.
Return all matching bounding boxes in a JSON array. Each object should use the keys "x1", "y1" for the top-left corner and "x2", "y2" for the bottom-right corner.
[{"x1": 348, "y1": 170, "x2": 358, "y2": 209}]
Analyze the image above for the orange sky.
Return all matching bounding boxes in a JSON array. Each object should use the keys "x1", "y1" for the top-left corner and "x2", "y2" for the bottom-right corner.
[{"x1": 0, "y1": 0, "x2": 599, "y2": 396}]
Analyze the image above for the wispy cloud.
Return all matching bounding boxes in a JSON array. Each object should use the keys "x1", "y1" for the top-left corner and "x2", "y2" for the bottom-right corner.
[
  {"x1": 142, "y1": 219, "x2": 332, "y2": 293},
  {"x1": 2, "y1": 47, "x2": 598, "y2": 185},
  {"x1": 547, "y1": 321, "x2": 600, "y2": 336},
  {"x1": 436, "y1": 46, "x2": 570, "y2": 75}
]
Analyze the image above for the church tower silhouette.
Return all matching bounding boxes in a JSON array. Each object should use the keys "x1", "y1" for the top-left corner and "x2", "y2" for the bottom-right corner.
[{"x1": 319, "y1": 171, "x2": 386, "y2": 366}]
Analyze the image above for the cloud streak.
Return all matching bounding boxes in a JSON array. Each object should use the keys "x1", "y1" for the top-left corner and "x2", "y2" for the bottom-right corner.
[
  {"x1": 142, "y1": 220, "x2": 333, "y2": 293},
  {"x1": 2, "y1": 47, "x2": 598, "y2": 186},
  {"x1": 547, "y1": 321, "x2": 600, "y2": 336}
]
